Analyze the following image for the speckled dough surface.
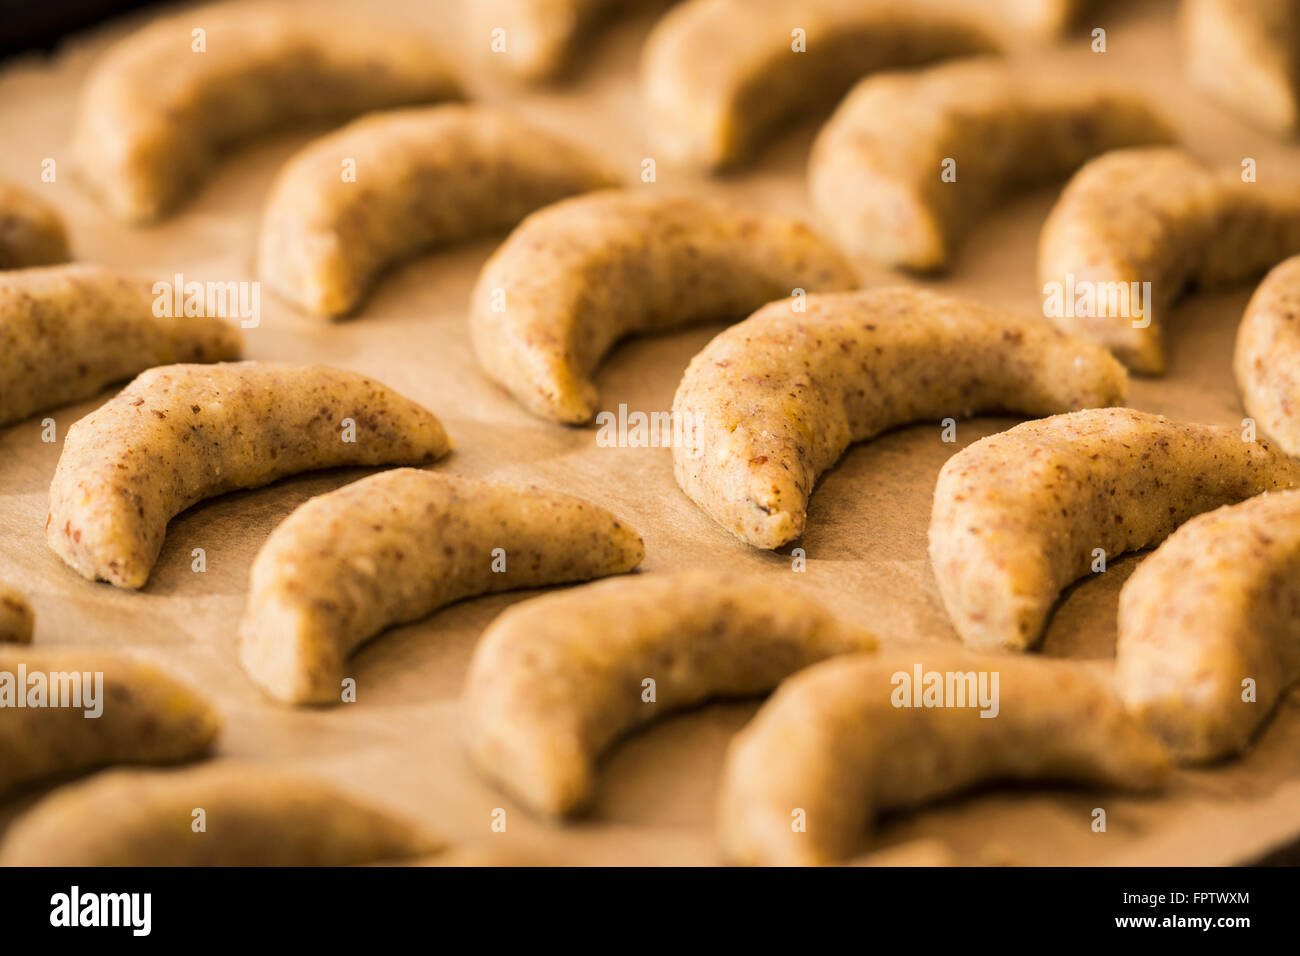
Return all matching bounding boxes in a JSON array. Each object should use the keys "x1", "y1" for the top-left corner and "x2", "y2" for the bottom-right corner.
[
  {"x1": 718, "y1": 651, "x2": 1170, "y2": 866},
  {"x1": 809, "y1": 58, "x2": 1174, "y2": 270},
  {"x1": 0, "y1": 648, "x2": 219, "y2": 798},
  {"x1": 1182, "y1": 0, "x2": 1300, "y2": 136},
  {"x1": 238, "y1": 468, "x2": 645, "y2": 705},
  {"x1": 673, "y1": 287, "x2": 1127, "y2": 550},
  {"x1": 46, "y1": 362, "x2": 451, "y2": 589},
  {"x1": 0, "y1": 264, "x2": 242, "y2": 427},
  {"x1": 258, "y1": 104, "x2": 617, "y2": 318},
  {"x1": 0, "y1": 763, "x2": 442, "y2": 866},
  {"x1": 1117, "y1": 490, "x2": 1300, "y2": 762},
  {"x1": 0, "y1": 181, "x2": 69, "y2": 269},
  {"x1": 0, "y1": 584, "x2": 33, "y2": 644},
  {"x1": 1038, "y1": 147, "x2": 1300, "y2": 374},
  {"x1": 929, "y1": 407, "x2": 1300, "y2": 652},
  {"x1": 463, "y1": 570, "x2": 878, "y2": 817},
  {"x1": 1235, "y1": 255, "x2": 1300, "y2": 456},
  {"x1": 469, "y1": 189, "x2": 858, "y2": 423},
  {"x1": 72, "y1": 3, "x2": 463, "y2": 222}
]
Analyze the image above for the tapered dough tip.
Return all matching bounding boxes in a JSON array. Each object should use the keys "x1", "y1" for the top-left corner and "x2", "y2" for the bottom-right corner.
[{"x1": 236, "y1": 598, "x2": 344, "y2": 706}]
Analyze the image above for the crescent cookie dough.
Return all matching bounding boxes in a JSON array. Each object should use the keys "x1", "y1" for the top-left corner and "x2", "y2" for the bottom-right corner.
[
  {"x1": 1235, "y1": 256, "x2": 1300, "y2": 456},
  {"x1": 1038, "y1": 148, "x2": 1300, "y2": 374},
  {"x1": 470, "y1": 190, "x2": 858, "y2": 424},
  {"x1": 238, "y1": 468, "x2": 645, "y2": 705},
  {"x1": 72, "y1": 5, "x2": 463, "y2": 223},
  {"x1": 46, "y1": 362, "x2": 451, "y2": 590},
  {"x1": 672, "y1": 288, "x2": 1127, "y2": 550},
  {"x1": 1117, "y1": 490, "x2": 1300, "y2": 762},
  {"x1": 0, "y1": 264, "x2": 242, "y2": 428},
  {"x1": 0, "y1": 181, "x2": 70, "y2": 268},
  {"x1": 463, "y1": 570, "x2": 877, "y2": 817},
  {"x1": 1182, "y1": 0, "x2": 1300, "y2": 136},
  {"x1": 718, "y1": 652, "x2": 1169, "y2": 866},
  {"x1": 0, "y1": 584, "x2": 34, "y2": 644},
  {"x1": 809, "y1": 58, "x2": 1175, "y2": 270},
  {"x1": 929, "y1": 408, "x2": 1300, "y2": 653},
  {"x1": 0, "y1": 648, "x2": 219, "y2": 798},
  {"x1": 259, "y1": 105, "x2": 617, "y2": 318},
  {"x1": 0, "y1": 763, "x2": 442, "y2": 866},
  {"x1": 470, "y1": 0, "x2": 631, "y2": 82},
  {"x1": 640, "y1": 0, "x2": 1093, "y2": 169}
]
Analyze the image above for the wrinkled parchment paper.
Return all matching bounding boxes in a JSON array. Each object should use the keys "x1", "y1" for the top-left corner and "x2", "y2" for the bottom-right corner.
[{"x1": 1, "y1": 0, "x2": 1298, "y2": 865}]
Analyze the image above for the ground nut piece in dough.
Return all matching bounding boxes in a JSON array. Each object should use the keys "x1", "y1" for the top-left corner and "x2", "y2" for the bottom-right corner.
[
  {"x1": 238, "y1": 468, "x2": 645, "y2": 705},
  {"x1": 72, "y1": 5, "x2": 463, "y2": 223},
  {"x1": 0, "y1": 181, "x2": 69, "y2": 268},
  {"x1": 463, "y1": 570, "x2": 877, "y2": 817},
  {"x1": 46, "y1": 362, "x2": 451, "y2": 589},
  {"x1": 470, "y1": 190, "x2": 858, "y2": 423},
  {"x1": 929, "y1": 408, "x2": 1300, "y2": 652},
  {"x1": 1182, "y1": 0, "x2": 1300, "y2": 136},
  {"x1": 1117, "y1": 490, "x2": 1300, "y2": 762},
  {"x1": 1235, "y1": 255, "x2": 1300, "y2": 455},
  {"x1": 0, "y1": 584, "x2": 33, "y2": 644},
  {"x1": 1038, "y1": 148, "x2": 1300, "y2": 374},
  {"x1": 809, "y1": 58, "x2": 1174, "y2": 270},
  {"x1": 0, "y1": 648, "x2": 219, "y2": 798},
  {"x1": 259, "y1": 105, "x2": 617, "y2": 317},
  {"x1": 0, "y1": 763, "x2": 442, "y2": 866},
  {"x1": 719, "y1": 652, "x2": 1169, "y2": 866},
  {"x1": 672, "y1": 287, "x2": 1127, "y2": 550},
  {"x1": 0, "y1": 264, "x2": 242, "y2": 427}
]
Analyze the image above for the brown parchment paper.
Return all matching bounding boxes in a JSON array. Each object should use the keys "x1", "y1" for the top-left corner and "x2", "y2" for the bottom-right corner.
[{"x1": 2, "y1": 0, "x2": 1299, "y2": 866}]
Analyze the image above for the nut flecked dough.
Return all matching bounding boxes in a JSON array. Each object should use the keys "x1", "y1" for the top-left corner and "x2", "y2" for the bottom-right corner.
[
  {"x1": 463, "y1": 570, "x2": 877, "y2": 817},
  {"x1": 238, "y1": 469, "x2": 645, "y2": 705},
  {"x1": 929, "y1": 408, "x2": 1300, "y2": 652},
  {"x1": 1235, "y1": 255, "x2": 1300, "y2": 456},
  {"x1": 0, "y1": 264, "x2": 242, "y2": 427},
  {"x1": 46, "y1": 362, "x2": 451, "y2": 589}
]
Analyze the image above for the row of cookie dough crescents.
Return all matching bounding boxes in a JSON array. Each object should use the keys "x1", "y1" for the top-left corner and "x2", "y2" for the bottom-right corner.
[
  {"x1": 0, "y1": 761, "x2": 446, "y2": 866},
  {"x1": 44, "y1": 361, "x2": 452, "y2": 590},
  {"x1": 669, "y1": 286, "x2": 1127, "y2": 550},
  {"x1": 0, "y1": 264, "x2": 243, "y2": 430},
  {"x1": 1038, "y1": 147, "x2": 1300, "y2": 375},
  {"x1": 71, "y1": 3, "x2": 464, "y2": 224},
  {"x1": 638, "y1": 0, "x2": 1098, "y2": 171},
  {"x1": 466, "y1": 189, "x2": 858, "y2": 425},
  {"x1": 235, "y1": 468, "x2": 646, "y2": 705}
]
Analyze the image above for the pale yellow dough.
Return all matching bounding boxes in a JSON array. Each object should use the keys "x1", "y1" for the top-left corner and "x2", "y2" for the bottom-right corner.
[
  {"x1": 1039, "y1": 148, "x2": 1300, "y2": 374},
  {"x1": 1117, "y1": 490, "x2": 1300, "y2": 762},
  {"x1": 238, "y1": 468, "x2": 645, "y2": 705},
  {"x1": 0, "y1": 181, "x2": 69, "y2": 268},
  {"x1": 673, "y1": 287, "x2": 1127, "y2": 550},
  {"x1": 0, "y1": 584, "x2": 33, "y2": 644},
  {"x1": 1235, "y1": 255, "x2": 1300, "y2": 456},
  {"x1": 470, "y1": 189, "x2": 857, "y2": 424},
  {"x1": 0, "y1": 763, "x2": 441, "y2": 866},
  {"x1": 0, "y1": 264, "x2": 242, "y2": 427},
  {"x1": 718, "y1": 652, "x2": 1169, "y2": 866},
  {"x1": 259, "y1": 105, "x2": 616, "y2": 318},
  {"x1": 73, "y1": 4, "x2": 462, "y2": 222},
  {"x1": 929, "y1": 408, "x2": 1300, "y2": 652},
  {"x1": 809, "y1": 58, "x2": 1173, "y2": 270},
  {"x1": 463, "y1": 570, "x2": 877, "y2": 817},
  {"x1": 46, "y1": 362, "x2": 450, "y2": 589},
  {"x1": 1182, "y1": 0, "x2": 1300, "y2": 136},
  {"x1": 0, "y1": 648, "x2": 219, "y2": 798}
]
